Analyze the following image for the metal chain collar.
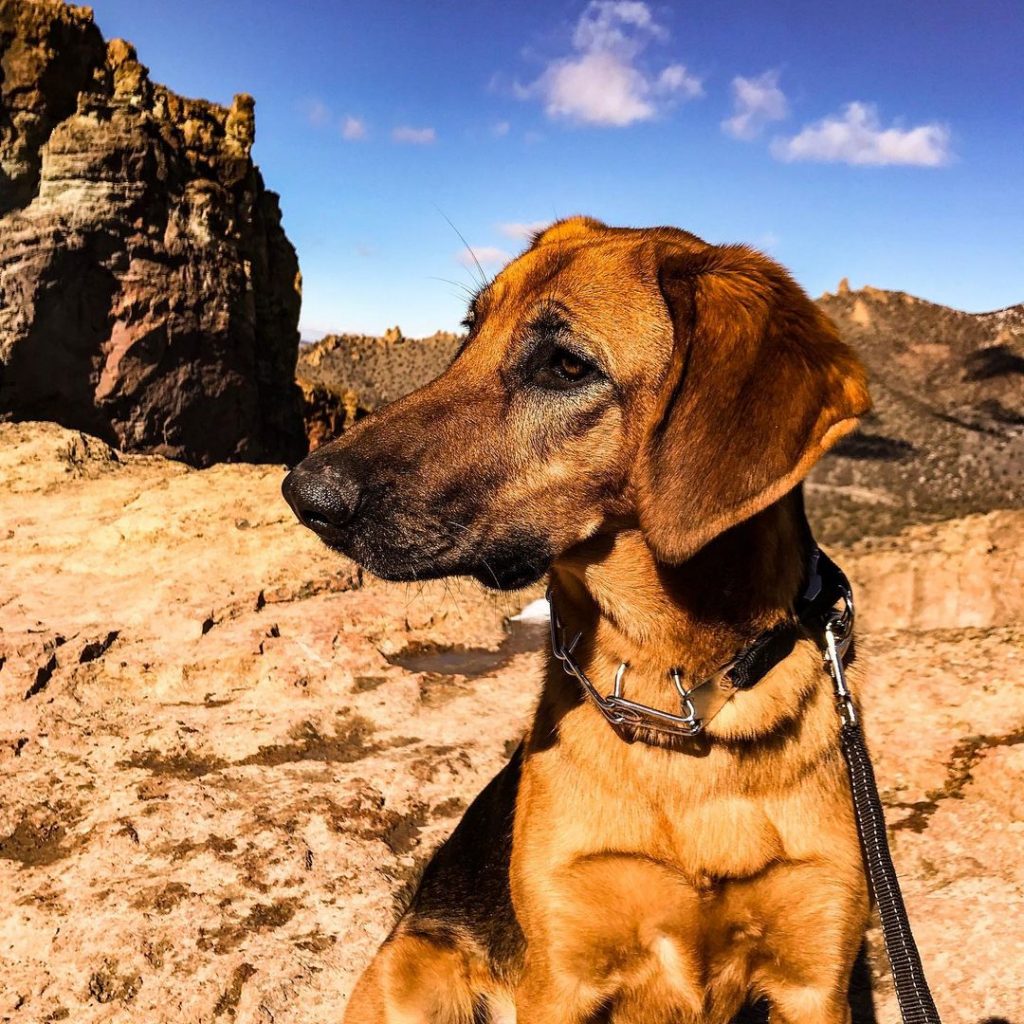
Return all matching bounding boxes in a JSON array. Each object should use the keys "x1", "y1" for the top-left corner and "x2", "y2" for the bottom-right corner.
[
  {"x1": 546, "y1": 547, "x2": 856, "y2": 742},
  {"x1": 548, "y1": 587, "x2": 750, "y2": 740}
]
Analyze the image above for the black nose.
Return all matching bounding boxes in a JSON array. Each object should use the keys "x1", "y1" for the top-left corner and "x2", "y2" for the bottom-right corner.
[{"x1": 281, "y1": 461, "x2": 361, "y2": 541}]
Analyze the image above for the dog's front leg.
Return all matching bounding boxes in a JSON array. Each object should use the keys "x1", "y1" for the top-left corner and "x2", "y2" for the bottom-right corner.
[
  {"x1": 343, "y1": 932, "x2": 484, "y2": 1024},
  {"x1": 750, "y1": 862, "x2": 868, "y2": 1024},
  {"x1": 764, "y1": 986, "x2": 853, "y2": 1024},
  {"x1": 513, "y1": 854, "x2": 709, "y2": 1024},
  {"x1": 515, "y1": 956, "x2": 610, "y2": 1024}
]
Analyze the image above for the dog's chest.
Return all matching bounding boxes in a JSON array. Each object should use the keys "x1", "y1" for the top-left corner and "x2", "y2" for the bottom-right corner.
[{"x1": 522, "y1": 734, "x2": 809, "y2": 879}]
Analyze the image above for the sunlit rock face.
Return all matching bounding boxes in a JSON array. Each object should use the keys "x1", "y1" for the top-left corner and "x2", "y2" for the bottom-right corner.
[
  {"x1": 1, "y1": 418, "x2": 1022, "y2": 1023},
  {"x1": 0, "y1": 0, "x2": 306, "y2": 466}
]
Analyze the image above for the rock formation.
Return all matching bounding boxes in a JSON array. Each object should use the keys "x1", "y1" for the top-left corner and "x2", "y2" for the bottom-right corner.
[{"x1": 0, "y1": 1, "x2": 306, "y2": 466}]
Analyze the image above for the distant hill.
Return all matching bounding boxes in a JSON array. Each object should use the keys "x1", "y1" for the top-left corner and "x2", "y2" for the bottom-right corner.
[
  {"x1": 298, "y1": 327, "x2": 461, "y2": 411},
  {"x1": 297, "y1": 286, "x2": 1023, "y2": 544},
  {"x1": 807, "y1": 282, "x2": 1023, "y2": 543},
  {"x1": 296, "y1": 327, "x2": 461, "y2": 447}
]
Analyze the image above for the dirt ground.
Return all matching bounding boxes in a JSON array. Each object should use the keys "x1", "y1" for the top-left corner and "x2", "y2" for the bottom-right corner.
[{"x1": 1, "y1": 421, "x2": 1021, "y2": 1023}]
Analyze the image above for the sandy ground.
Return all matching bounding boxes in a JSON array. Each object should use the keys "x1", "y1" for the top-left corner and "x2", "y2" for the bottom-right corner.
[{"x1": 1, "y1": 421, "x2": 1021, "y2": 1023}]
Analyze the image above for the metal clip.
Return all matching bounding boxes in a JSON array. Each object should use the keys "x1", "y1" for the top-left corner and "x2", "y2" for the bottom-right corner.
[
  {"x1": 602, "y1": 663, "x2": 704, "y2": 735},
  {"x1": 824, "y1": 611, "x2": 857, "y2": 726}
]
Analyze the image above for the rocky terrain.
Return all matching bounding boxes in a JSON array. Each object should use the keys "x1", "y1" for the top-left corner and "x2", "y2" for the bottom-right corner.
[
  {"x1": 297, "y1": 327, "x2": 460, "y2": 449},
  {"x1": 1, "y1": 419, "x2": 1021, "y2": 1023},
  {"x1": 809, "y1": 282, "x2": 1024, "y2": 543},
  {"x1": 0, "y1": 1, "x2": 306, "y2": 466}
]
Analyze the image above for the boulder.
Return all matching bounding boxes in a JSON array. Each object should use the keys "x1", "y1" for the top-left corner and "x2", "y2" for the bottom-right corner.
[{"x1": 0, "y1": 1, "x2": 306, "y2": 466}]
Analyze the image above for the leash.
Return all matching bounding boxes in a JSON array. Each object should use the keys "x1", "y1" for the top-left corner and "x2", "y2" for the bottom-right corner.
[
  {"x1": 548, "y1": 547, "x2": 943, "y2": 1023},
  {"x1": 817, "y1": 561, "x2": 943, "y2": 1024}
]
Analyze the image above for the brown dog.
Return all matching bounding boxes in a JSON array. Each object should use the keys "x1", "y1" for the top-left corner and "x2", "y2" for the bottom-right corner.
[{"x1": 283, "y1": 218, "x2": 872, "y2": 1023}]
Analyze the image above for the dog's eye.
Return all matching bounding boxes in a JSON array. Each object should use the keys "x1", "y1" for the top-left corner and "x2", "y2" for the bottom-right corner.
[
  {"x1": 554, "y1": 349, "x2": 589, "y2": 381},
  {"x1": 534, "y1": 345, "x2": 599, "y2": 390}
]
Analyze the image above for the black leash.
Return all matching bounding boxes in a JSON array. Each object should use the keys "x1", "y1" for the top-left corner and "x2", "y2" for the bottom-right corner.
[
  {"x1": 812, "y1": 550, "x2": 943, "y2": 1024},
  {"x1": 840, "y1": 722, "x2": 942, "y2": 1024}
]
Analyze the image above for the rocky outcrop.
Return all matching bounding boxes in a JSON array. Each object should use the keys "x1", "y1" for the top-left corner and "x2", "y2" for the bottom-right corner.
[
  {"x1": 0, "y1": 1, "x2": 306, "y2": 466},
  {"x1": 299, "y1": 377, "x2": 356, "y2": 451},
  {"x1": 841, "y1": 509, "x2": 1024, "y2": 633},
  {"x1": 297, "y1": 327, "x2": 460, "y2": 448},
  {"x1": 1, "y1": 419, "x2": 1022, "y2": 1022},
  {"x1": 808, "y1": 285, "x2": 1023, "y2": 543}
]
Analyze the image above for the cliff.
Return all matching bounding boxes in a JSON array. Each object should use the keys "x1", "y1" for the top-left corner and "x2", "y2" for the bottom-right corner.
[{"x1": 0, "y1": 0, "x2": 307, "y2": 465}]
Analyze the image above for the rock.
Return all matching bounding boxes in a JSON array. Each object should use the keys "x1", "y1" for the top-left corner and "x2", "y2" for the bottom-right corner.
[
  {"x1": 808, "y1": 287, "x2": 1024, "y2": 545},
  {"x1": 0, "y1": 419, "x2": 1021, "y2": 1022},
  {"x1": 0, "y1": 420, "x2": 538, "y2": 1021},
  {"x1": 296, "y1": 329, "x2": 461, "y2": 448},
  {"x1": 841, "y1": 510, "x2": 1024, "y2": 633},
  {"x1": 299, "y1": 378, "x2": 357, "y2": 451},
  {"x1": 0, "y1": 0, "x2": 306, "y2": 466}
]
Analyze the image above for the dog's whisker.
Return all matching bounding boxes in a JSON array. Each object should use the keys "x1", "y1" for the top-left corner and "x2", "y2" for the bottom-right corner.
[
  {"x1": 427, "y1": 275, "x2": 477, "y2": 298},
  {"x1": 434, "y1": 205, "x2": 489, "y2": 289}
]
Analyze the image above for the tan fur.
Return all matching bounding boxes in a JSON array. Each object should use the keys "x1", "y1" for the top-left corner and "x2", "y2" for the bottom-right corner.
[{"x1": 341, "y1": 219, "x2": 871, "y2": 1023}]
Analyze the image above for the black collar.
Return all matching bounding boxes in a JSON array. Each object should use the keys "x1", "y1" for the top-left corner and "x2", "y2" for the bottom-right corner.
[
  {"x1": 548, "y1": 545, "x2": 855, "y2": 744},
  {"x1": 729, "y1": 546, "x2": 854, "y2": 690}
]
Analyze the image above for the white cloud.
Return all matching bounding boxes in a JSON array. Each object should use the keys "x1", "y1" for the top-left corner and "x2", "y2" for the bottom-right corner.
[
  {"x1": 771, "y1": 102, "x2": 951, "y2": 166},
  {"x1": 457, "y1": 246, "x2": 511, "y2": 269},
  {"x1": 516, "y1": 1, "x2": 702, "y2": 127},
  {"x1": 572, "y1": 0, "x2": 663, "y2": 52},
  {"x1": 392, "y1": 125, "x2": 437, "y2": 144},
  {"x1": 341, "y1": 115, "x2": 367, "y2": 141},
  {"x1": 301, "y1": 98, "x2": 331, "y2": 128},
  {"x1": 498, "y1": 221, "x2": 551, "y2": 240},
  {"x1": 722, "y1": 70, "x2": 787, "y2": 140},
  {"x1": 656, "y1": 64, "x2": 702, "y2": 98},
  {"x1": 492, "y1": 120, "x2": 511, "y2": 137}
]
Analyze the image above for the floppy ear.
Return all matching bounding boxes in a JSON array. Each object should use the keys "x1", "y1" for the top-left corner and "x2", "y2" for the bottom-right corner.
[{"x1": 635, "y1": 243, "x2": 870, "y2": 563}]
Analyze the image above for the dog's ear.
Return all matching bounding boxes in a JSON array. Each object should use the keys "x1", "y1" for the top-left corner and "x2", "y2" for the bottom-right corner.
[
  {"x1": 636, "y1": 244, "x2": 870, "y2": 563},
  {"x1": 530, "y1": 216, "x2": 605, "y2": 248}
]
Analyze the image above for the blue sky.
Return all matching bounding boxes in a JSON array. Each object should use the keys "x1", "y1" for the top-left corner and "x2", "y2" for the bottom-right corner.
[{"x1": 89, "y1": 1, "x2": 1023, "y2": 337}]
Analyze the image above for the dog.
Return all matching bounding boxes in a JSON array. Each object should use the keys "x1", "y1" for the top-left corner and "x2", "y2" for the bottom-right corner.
[{"x1": 282, "y1": 218, "x2": 873, "y2": 1024}]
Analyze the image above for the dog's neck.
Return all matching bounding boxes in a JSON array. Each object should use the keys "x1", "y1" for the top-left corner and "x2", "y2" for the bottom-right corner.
[{"x1": 549, "y1": 492, "x2": 811, "y2": 701}]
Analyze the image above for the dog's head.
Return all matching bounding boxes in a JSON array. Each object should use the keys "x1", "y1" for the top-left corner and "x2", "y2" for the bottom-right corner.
[{"x1": 283, "y1": 218, "x2": 869, "y2": 590}]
